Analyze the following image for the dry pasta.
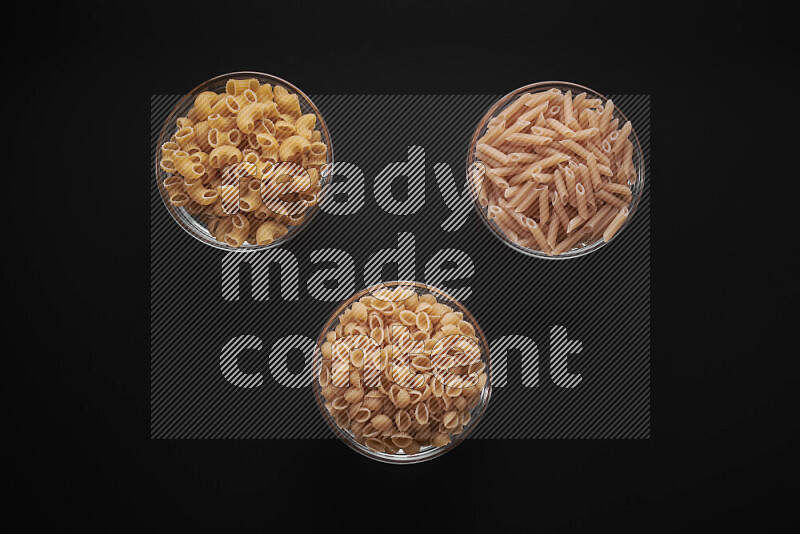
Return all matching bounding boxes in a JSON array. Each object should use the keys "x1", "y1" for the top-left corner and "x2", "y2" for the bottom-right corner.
[
  {"x1": 317, "y1": 286, "x2": 488, "y2": 455},
  {"x1": 159, "y1": 77, "x2": 329, "y2": 247},
  {"x1": 472, "y1": 87, "x2": 638, "y2": 255}
]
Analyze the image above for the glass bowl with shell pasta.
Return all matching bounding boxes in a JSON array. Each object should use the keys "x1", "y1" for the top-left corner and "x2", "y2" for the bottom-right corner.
[
  {"x1": 467, "y1": 81, "x2": 645, "y2": 259},
  {"x1": 155, "y1": 72, "x2": 332, "y2": 250},
  {"x1": 313, "y1": 281, "x2": 492, "y2": 464}
]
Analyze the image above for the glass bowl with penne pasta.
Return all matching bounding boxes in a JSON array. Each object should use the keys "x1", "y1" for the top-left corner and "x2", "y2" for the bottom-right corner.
[
  {"x1": 155, "y1": 72, "x2": 332, "y2": 250},
  {"x1": 467, "y1": 81, "x2": 645, "y2": 258},
  {"x1": 313, "y1": 281, "x2": 492, "y2": 464}
]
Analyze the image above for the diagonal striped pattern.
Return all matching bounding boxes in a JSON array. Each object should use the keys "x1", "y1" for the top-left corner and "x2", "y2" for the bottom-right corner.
[{"x1": 151, "y1": 94, "x2": 650, "y2": 439}]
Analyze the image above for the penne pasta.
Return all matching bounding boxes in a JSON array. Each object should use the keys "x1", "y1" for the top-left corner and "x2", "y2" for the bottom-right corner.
[
  {"x1": 563, "y1": 166, "x2": 577, "y2": 206},
  {"x1": 562, "y1": 90, "x2": 574, "y2": 125},
  {"x1": 523, "y1": 217, "x2": 550, "y2": 253},
  {"x1": 567, "y1": 214, "x2": 586, "y2": 234},
  {"x1": 498, "y1": 93, "x2": 532, "y2": 124},
  {"x1": 558, "y1": 138, "x2": 594, "y2": 161},
  {"x1": 589, "y1": 205, "x2": 618, "y2": 239},
  {"x1": 552, "y1": 193, "x2": 570, "y2": 230},
  {"x1": 478, "y1": 120, "x2": 506, "y2": 145},
  {"x1": 601, "y1": 182, "x2": 632, "y2": 198},
  {"x1": 513, "y1": 184, "x2": 545, "y2": 213},
  {"x1": 595, "y1": 189, "x2": 628, "y2": 209},
  {"x1": 586, "y1": 153, "x2": 603, "y2": 190},
  {"x1": 554, "y1": 168, "x2": 569, "y2": 203},
  {"x1": 505, "y1": 133, "x2": 554, "y2": 147},
  {"x1": 578, "y1": 165, "x2": 596, "y2": 207},
  {"x1": 535, "y1": 153, "x2": 571, "y2": 170},
  {"x1": 575, "y1": 183, "x2": 589, "y2": 219},
  {"x1": 551, "y1": 227, "x2": 590, "y2": 255},
  {"x1": 494, "y1": 119, "x2": 533, "y2": 148},
  {"x1": 538, "y1": 185, "x2": 550, "y2": 223},
  {"x1": 546, "y1": 218, "x2": 560, "y2": 250},
  {"x1": 472, "y1": 87, "x2": 639, "y2": 255},
  {"x1": 545, "y1": 118, "x2": 574, "y2": 138},
  {"x1": 568, "y1": 128, "x2": 600, "y2": 141},
  {"x1": 476, "y1": 143, "x2": 511, "y2": 167},
  {"x1": 598, "y1": 99, "x2": 614, "y2": 133}
]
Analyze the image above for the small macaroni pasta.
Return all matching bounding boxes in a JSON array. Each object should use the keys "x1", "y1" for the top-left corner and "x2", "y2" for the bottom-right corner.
[
  {"x1": 473, "y1": 87, "x2": 638, "y2": 255},
  {"x1": 159, "y1": 77, "x2": 329, "y2": 247},
  {"x1": 318, "y1": 287, "x2": 488, "y2": 456}
]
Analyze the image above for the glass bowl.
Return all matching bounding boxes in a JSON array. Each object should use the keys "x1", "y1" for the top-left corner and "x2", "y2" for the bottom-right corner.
[
  {"x1": 466, "y1": 81, "x2": 645, "y2": 259},
  {"x1": 154, "y1": 71, "x2": 332, "y2": 251},
  {"x1": 312, "y1": 281, "x2": 492, "y2": 464}
]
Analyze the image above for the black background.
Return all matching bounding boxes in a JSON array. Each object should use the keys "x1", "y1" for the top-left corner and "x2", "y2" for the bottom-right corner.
[{"x1": 8, "y1": 1, "x2": 797, "y2": 532}]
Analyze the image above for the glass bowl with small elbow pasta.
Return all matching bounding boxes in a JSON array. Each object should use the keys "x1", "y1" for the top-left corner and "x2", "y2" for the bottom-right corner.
[
  {"x1": 467, "y1": 81, "x2": 645, "y2": 259},
  {"x1": 155, "y1": 71, "x2": 332, "y2": 251},
  {"x1": 313, "y1": 281, "x2": 492, "y2": 464}
]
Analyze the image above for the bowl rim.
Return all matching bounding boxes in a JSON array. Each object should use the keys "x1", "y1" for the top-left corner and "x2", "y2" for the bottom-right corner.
[
  {"x1": 154, "y1": 71, "x2": 333, "y2": 253},
  {"x1": 312, "y1": 280, "x2": 493, "y2": 464},
  {"x1": 466, "y1": 80, "x2": 646, "y2": 260}
]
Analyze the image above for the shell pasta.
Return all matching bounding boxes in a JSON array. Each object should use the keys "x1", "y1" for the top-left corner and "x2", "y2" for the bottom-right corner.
[
  {"x1": 317, "y1": 286, "x2": 489, "y2": 456},
  {"x1": 159, "y1": 76, "x2": 329, "y2": 248},
  {"x1": 472, "y1": 86, "x2": 638, "y2": 255}
]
